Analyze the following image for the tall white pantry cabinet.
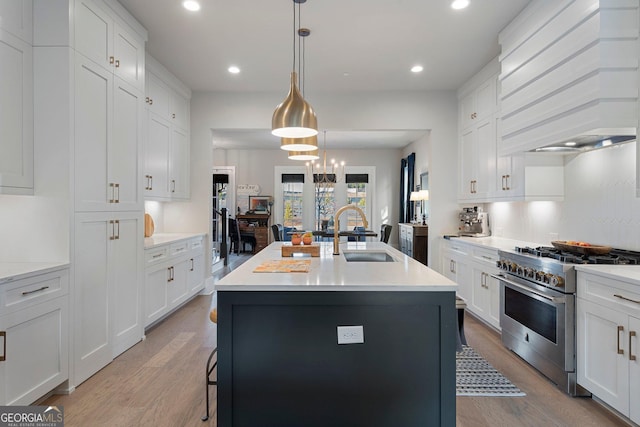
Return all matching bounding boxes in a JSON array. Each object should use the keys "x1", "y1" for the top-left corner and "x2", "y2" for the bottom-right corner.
[{"x1": 34, "y1": 0, "x2": 148, "y2": 388}]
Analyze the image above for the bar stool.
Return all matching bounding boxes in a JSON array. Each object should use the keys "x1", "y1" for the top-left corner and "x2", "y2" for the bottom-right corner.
[{"x1": 202, "y1": 308, "x2": 218, "y2": 421}]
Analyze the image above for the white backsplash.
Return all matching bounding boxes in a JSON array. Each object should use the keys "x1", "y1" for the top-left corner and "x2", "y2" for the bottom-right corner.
[{"x1": 488, "y1": 141, "x2": 640, "y2": 250}]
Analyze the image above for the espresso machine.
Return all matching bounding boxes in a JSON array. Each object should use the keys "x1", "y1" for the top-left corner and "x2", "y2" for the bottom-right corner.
[{"x1": 458, "y1": 207, "x2": 490, "y2": 237}]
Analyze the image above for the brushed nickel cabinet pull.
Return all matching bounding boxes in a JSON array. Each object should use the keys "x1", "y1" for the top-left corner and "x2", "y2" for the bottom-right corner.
[
  {"x1": 115, "y1": 220, "x2": 120, "y2": 240},
  {"x1": 109, "y1": 183, "x2": 115, "y2": 203},
  {"x1": 145, "y1": 97, "x2": 150, "y2": 104},
  {"x1": 115, "y1": 183, "x2": 120, "y2": 203},
  {"x1": 149, "y1": 175, "x2": 153, "y2": 190},
  {"x1": 22, "y1": 286, "x2": 49, "y2": 296},
  {"x1": 171, "y1": 179, "x2": 176, "y2": 193},
  {"x1": 167, "y1": 267, "x2": 172, "y2": 282},
  {"x1": 614, "y1": 294, "x2": 640, "y2": 304},
  {"x1": 505, "y1": 174, "x2": 510, "y2": 190},
  {"x1": 190, "y1": 258, "x2": 194, "y2": 271},
  {"x1": 172, "y1": 113, "x2": 176, "y2": 119},
  {"x1": 0, "y1": 331, "x2": 5, "y2": 362},
  {"x1": 171, "y1": 266, "x2": 174, "y2": 281},
  {"x1": 109, "y1": 220, "x2": 115, "y2": 240},
  {"x1": 149, "y1": 98, "x2": 153, "y2": 105},
  {"x1": 115, "y1": 59, "x2": 120, "y2": 68},
  {"x1": 617, "y1": 325, "x2": 624, "y2": 355},
  {"x1": 109, "y1": 56, "x2": 114, "y2": 64},
  {"x1": 630, "y1": 331, "x2": 637, "y2": 361}
]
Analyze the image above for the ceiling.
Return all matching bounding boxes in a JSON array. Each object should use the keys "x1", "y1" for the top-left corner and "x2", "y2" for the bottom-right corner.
[{"x1": 118, "y1": 0, "x2": 531, "y2": 149}]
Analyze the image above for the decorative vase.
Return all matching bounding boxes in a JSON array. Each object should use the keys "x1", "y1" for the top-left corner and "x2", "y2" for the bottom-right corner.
[
  {"x1": 302, "y1": 235, "x2": 313, "y2": 245},
  {"x1": 291, "y1": 234, "x2": 302, "y2": 245}
]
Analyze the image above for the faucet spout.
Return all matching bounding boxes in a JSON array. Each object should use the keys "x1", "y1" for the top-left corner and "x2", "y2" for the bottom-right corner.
[{"x1": 333, "y1": 204, "x2": 369, "y2": 255}]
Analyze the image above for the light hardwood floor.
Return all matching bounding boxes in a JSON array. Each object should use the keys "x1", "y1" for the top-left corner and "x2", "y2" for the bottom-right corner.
[{"x1": 43, "y1": 254, "x2": 630, "y2": 427}]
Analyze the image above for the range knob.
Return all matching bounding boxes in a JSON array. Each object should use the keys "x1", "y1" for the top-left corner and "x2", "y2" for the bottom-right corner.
[
  {"x1": 496, "y1": 260, "x2": 504, "y2": 269},
  {"x1": 543, "y1": 273, "x2": 553, "y2": 284},
  {"x1": 523, "y1": 268, "x2": 534, "y2": 279},
  {"x1": 550, "y1": 275, "x2": 565, "y2": 287},
  {"x1": 535, "y1": 271, "x2": 545, "y2": 282},
  {"x1": 516, "y1": 266, "x2": 524, "y2": 276}
]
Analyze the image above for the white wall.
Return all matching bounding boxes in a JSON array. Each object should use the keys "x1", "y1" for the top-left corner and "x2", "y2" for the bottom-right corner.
[
  {"x1": 164, "y1": 89, "x2": 459, "y2": 277},
  {"x1": 487, "y1": 141, "x2": 640, "y2": 250}
]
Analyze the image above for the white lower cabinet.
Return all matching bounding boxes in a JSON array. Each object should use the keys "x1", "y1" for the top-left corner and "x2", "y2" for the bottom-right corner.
[
  {"x1": 577, "y1": 270, "x2": 640, "y2": 425},
  {"x1": 441, "y1": 239, "x2": 500, "y2": 330},
  {"x1": 144, "y1": 235, "x2": 205, "y2": 328},
  {"x1": 467, "y1": 247, "x2": 500, "y2": 330},
  {"x1": 441, "y1": 240, "x2": 471, "y2": 303},
  {"x1": 74, "y1": 212, "x2": 143, "y2": 386},
  {"x1": 0, "y1": 267, "x2": 69, "y2": 405}
]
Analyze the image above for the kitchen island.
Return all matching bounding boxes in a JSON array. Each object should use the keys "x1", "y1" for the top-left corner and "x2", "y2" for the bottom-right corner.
[{"x1": 214, "y1": 241, "x2": 457, "y2": 427}]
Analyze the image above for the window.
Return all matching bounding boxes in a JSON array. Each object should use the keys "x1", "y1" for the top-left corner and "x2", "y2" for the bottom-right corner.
[
  {"x1": 346, "y1": 173, "x2": 368, "y2": 229},
  {"x1": 274, "y1": 166, "x2": 375, "y2": 234},
  {"x1": 282, "y1": 174, "x2": 304, "y2": 229},
  {"x1": 314, "y1": 173, "x2": 336, "y2": 231}
]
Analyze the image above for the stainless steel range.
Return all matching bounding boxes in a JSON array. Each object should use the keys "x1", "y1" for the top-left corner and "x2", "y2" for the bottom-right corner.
[{"x1": 492, "y1": 246, "x2": 640, "y2": 396}]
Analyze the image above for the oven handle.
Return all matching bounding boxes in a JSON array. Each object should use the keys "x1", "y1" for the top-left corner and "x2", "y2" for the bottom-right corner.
[{"x1": 491, "y1": 273, "x2": 567, "y2": 304}]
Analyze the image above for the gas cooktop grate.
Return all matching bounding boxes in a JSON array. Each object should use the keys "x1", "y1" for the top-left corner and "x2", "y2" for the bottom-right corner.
[{"x1": 514, "y1": 246, "x2": 640, "y2": 265}]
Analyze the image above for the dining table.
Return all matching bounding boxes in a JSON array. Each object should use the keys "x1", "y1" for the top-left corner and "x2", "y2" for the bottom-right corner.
[{"x1": 287, "y1": 229, "x2": 379, "y2": 240}]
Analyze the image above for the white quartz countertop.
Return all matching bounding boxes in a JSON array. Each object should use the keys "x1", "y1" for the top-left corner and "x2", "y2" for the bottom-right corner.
[
  {"x1": 444, "y1": 235, "x2": 546, "y2": 252},
  {"x1": 0, "y1": 262, "x2": 70, "y2": 284},
  {"x1": 575, "y1": 265, "x2": 640, "y2": 286},
  {"x1": 144, "y1": 232, "x2": 206, "y2": 249},
  {"x1": 215, "y1": 241, "x2": 457, "y2": 292}
]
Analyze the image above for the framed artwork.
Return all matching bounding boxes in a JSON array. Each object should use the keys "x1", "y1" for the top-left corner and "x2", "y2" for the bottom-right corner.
[{"x1": 249, "y1": 196, "x2": 271, "y2": 213}]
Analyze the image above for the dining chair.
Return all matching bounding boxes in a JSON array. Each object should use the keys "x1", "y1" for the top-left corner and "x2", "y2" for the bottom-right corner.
[
  {"x1": 380, "y1": 224, "x2": 392, "y2": 244},
  {"x1": 271, "y1": 224, "x2": 283, "y2": 241}
]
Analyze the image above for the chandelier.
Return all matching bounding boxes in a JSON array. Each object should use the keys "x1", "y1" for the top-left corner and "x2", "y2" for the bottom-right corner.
[
  {"x1": 306, "y1": 131, "x2": 344, "y2": 186},
  {"x1": 272, "y1": 0, "x2": 318, "y2": 144}
]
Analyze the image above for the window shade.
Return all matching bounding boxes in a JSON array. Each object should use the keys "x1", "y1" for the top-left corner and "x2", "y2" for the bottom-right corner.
[
  {"x1": 281, "y1": 173, "x2": 305, "y2": 183},
  {"x1": 345, "y1": 173, "x2": 368, "y2": 183},
  {"x1": 313, "y1": 174, "x2": 336, "y2": 183}
]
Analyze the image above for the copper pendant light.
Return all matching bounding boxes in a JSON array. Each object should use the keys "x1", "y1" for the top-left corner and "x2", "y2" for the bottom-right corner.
[
  {"x1": 288, "y1": 148, "x2": 319, "y2": 161},
  {"x1": 272, "y1": 0, "x2": 318, "y2": 140},
  {"x1": 281, "y1": 134, "x2": 318, "y2": 152}
]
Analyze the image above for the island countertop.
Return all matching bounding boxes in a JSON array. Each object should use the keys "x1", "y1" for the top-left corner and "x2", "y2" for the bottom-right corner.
[{"x1": 215, "y1": 241, "x2": 457, "y2": 292}]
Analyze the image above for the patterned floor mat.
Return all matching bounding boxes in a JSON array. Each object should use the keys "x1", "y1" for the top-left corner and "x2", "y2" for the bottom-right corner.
[{"x1": 457, "y1": 345, "x2": 526, "y2": 397}]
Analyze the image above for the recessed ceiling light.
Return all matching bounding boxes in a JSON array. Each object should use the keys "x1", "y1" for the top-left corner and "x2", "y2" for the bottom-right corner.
[
  {"x1": 565, "y1": 141, "x2": 577, "y2": 146},
  {"x1": 411, "y1": 65, "x2": 424, "y2": 73},
  {"x1": 182, "y1": 1, "x2": 201, "y2": 12},
  {"x1": 451, "y1": 0, "x2": 470, "y2": 10},
  {"x1": 228, "y1": 66, "x2": 240, "y2": 74},
  {"x1": 602, "y1": 139, "x2": 612, "y2": 147}
]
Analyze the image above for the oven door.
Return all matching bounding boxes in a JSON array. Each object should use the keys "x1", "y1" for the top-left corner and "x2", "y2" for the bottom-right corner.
[{"x1": 492, "y1": 273, "x2": 575, "y2": 373}]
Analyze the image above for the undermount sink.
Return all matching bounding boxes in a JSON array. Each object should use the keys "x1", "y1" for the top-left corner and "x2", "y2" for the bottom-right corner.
[{"x1": 343, "y1": 251, "x2": 396, "y2": 262}]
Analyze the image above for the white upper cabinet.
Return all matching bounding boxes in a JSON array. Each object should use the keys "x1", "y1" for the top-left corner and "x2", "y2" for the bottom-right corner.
[
  {"x1": 144, "y1": 54, "x2": 191, "y2": 201},
  {"x1": 0, "y1": 0, "x2": 32, "y2": 43},
  {"x1": 0, "y1": 29, "x2": 33, "y2": 195},
  {"x1": 498, "y1": 0, "x2": 639, "y2": 155},
  {"x1": 458, "y1": 57, "x2": 565, "y2": 203},
  {"x1": 74, "y1": 0, "x2": 145, "y2": 212},
  {"x1": 458, "y1": 63, "x2": 499, "y2": 202},
  {"x1": 75, "y1": 0, "x2": 145, "y2": 92}
]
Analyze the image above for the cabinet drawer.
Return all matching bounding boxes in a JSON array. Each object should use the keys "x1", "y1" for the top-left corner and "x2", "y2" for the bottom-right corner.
[
  {"x1": 190, "y1": 237, "x2": 204, "y2": 251},
  {"x1": 170, "y1": 241, "x2": 189, "y2": 256},
  {"x1": 577, "y1": 272, "x2": 640, "y2": 318},
  {"x1": 1, "y1": 269, "x2": 69, "y2": 314},
  {"x1": 145, "y1": 247, "x2": 168, "y2": 264},
  {"x1": 472, "y1": 247, "x2": 499, "y2": 265}
]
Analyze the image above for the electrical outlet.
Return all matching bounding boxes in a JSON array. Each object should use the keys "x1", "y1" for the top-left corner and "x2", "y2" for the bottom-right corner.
[{"x1": 337, "y1": 325, "x2": 364, "y2": 344}]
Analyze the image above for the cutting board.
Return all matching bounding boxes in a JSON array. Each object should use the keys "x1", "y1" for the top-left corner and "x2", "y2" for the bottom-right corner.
[
  {"x1": 253, "y1": 259, "x2": 311, "y2": 273},
  {"x1": 144, "y1": 213, "x2": 155, "y2": 237},
  {"x1": 281, "y1": 244, "x2": 320, "y2": 257}
]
